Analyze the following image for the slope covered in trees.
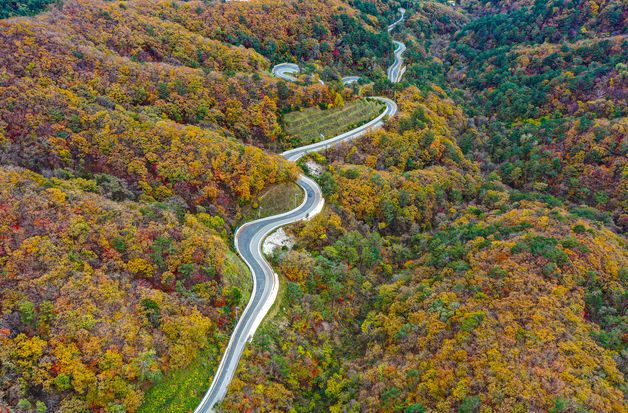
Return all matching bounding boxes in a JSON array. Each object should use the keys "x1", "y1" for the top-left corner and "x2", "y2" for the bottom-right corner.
[
  {"x1": 149, "y1": 0, "x2": 391, "y2": 71},
  {"x1": 0, "y1": 0, "x2": 354, "y2": 219},
  {"x1": 0, "y1": 0, "x2": 58, "y2": 18},
  {"x1": 0, "y1": 0, "x2": 402, "y2": 410},
  {"x1": 222, "y1": 197, "x2": 626, "y2": 411},
  {"x1": 0, "y1": 167, "x2": 248, "y2": 412},
  {"x1": 1, "y1": 0, "x2": 626, "y2": 411},
  {"x1": 218, "y1": 54, "x2": 627, "y2": 411},
  {"x1": 401, "y1": 0, "x2": 627, "y2": 229}
]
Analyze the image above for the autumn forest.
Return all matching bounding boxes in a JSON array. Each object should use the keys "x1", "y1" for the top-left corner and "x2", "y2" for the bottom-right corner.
[{"x1": 0, "y1": 0, "x2": 626, "y2": 412}]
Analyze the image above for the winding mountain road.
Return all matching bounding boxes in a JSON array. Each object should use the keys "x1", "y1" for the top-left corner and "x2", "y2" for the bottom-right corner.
[
  {"x1": 271, "y1": 62, "x2": 300, "y2": 81},
  {"x1": 386, "y1": 8, "x2": 406, "y2": 83},
  {"x1": 195, "y1": 10, "x2": 406, "y2": 413},
  {"x1": 341, "y1": 75, "x2": 360, "y2": 85},
  {"x1": 387, "y1": 40, "x2": 406, "y2": 83},
  {"x1": 387, "y1": 7, "x2": 406, "y2": 32}
]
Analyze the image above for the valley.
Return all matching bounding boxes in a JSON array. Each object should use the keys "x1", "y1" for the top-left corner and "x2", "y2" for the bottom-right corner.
[{"x1": 0, "y1": 1, "x2": 625, "y2": 413}]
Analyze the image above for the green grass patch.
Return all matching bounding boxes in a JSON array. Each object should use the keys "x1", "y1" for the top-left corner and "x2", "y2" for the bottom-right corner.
[
  {"x1": 239, "y1": 182, "x2": 304, "y2": 224},
  {"x1": 282, "y1": 99, "x2": 384, "y2": 146},
  {"x1": 256, "y1": 260, "x2": 290, "y2": 331},
  {"x1": 222, "y1": 250, "x2": 252, "y2": 305},
  {"x1": 138, "y1": 345, "x2": 221, "y2": 413}
]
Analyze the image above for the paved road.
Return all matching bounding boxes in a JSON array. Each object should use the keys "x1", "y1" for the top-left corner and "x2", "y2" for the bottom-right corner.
[
  {"x1": 272, "y1": 63, "x2": 327, "y2": 85},
  {"x1": 387, "y1": 40, "x2": 406, "y2": 83},
  {"x1": 387, "y1": 7, "x2": 406, "y2": 32},
  {"x1": 283, "y1": 97, "x2": 397, "y2": 162},
  {"x1": 341, "y1": 75, "x2": 360, "y2": 85},
  {"x1": 194, "y1": 175, "x2": 323, "y2": 411},
  {"x1": 195, "y1": 9, "x2": 406, "y2": 413},
  {"x1": 194, "y1": 97, "x2": 397, "y2": 413},
  {"x1": 271, "y1": 63, "x2": 299, "y2": 81}
]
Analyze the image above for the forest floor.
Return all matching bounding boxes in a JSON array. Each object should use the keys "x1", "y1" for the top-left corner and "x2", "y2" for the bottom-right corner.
[
  {"x1": 282, "y1": 99, "x2": 384, "y2": 146},
  {"x1": 223, "y1": 250, "x2": 253, "y2": 304}
]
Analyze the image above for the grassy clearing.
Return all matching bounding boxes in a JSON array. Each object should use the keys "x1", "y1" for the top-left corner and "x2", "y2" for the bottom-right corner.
[
  {"x1": 257, "y1": 259, "x2": 289, "y2": 331},
  {"x1": 137, "y1": 344, "x2": 221, "y2": 413},
  {"x1": 239, "y1": 182, "x2": 304, "y2": 224},
  {"x1": 222, "y1": 250, "x2": 252, "y2": 304},
  {"x1": 282, "y1": 99, "x2": 384, "y2": 145}
]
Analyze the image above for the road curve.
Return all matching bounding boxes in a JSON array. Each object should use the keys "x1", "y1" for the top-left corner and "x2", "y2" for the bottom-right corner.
[
  {"x1": 387, "y1": 7, "x2": 406, "y2": 32},
  {"x1": 196, "y1": 10, "x2": 406, "y2": 413},
  {"x1": 341, "y1": 75, "x2": 360, "y2": 85},
  {"x1": 194, "y1": 174, "x2": 323, "y2": 411},
  {"x1": 271, "y1": 63, "x2": 300, "y2": 81},
  {"x1": 194, "y1": 98, "x2": 396, "y2": 413},
  {"x1": 283, "y1": 97, "x2": 397, "y2": 162},
  {"x1": 387, "y1": 40, "x2": 406, "y2": 83}
]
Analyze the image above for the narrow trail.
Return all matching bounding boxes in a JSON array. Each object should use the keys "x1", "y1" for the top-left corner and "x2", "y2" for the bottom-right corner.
[{"x1": 195, "y1": 9, "x2": 406, "y2": 412}]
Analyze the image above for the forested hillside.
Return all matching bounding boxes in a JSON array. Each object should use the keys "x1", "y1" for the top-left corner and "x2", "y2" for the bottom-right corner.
[
  {"x1": 403, "y1": 0, "x2": 627, "y2": 230},
  {"x1": 0, "y1": 0, "x2": 58, "y2": 18},
  {"x1": 217, "y1": 0, "x2": 627, "y2": 412},
  {"x1": 1, "y1": 0, "x2": 626, "y2": 412},
  {"x1": 0, "y1": 166, "x2": 243, "y2": 412},
  {"x1": 219, "y1": 79, "x2": 627, "y2": 412},
  {"x1": 150, "y1": 0, "x2": 391, "y2": 69},
  {"x1": 0, "y1": 0, "x2": 390, "y2": 411}
]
